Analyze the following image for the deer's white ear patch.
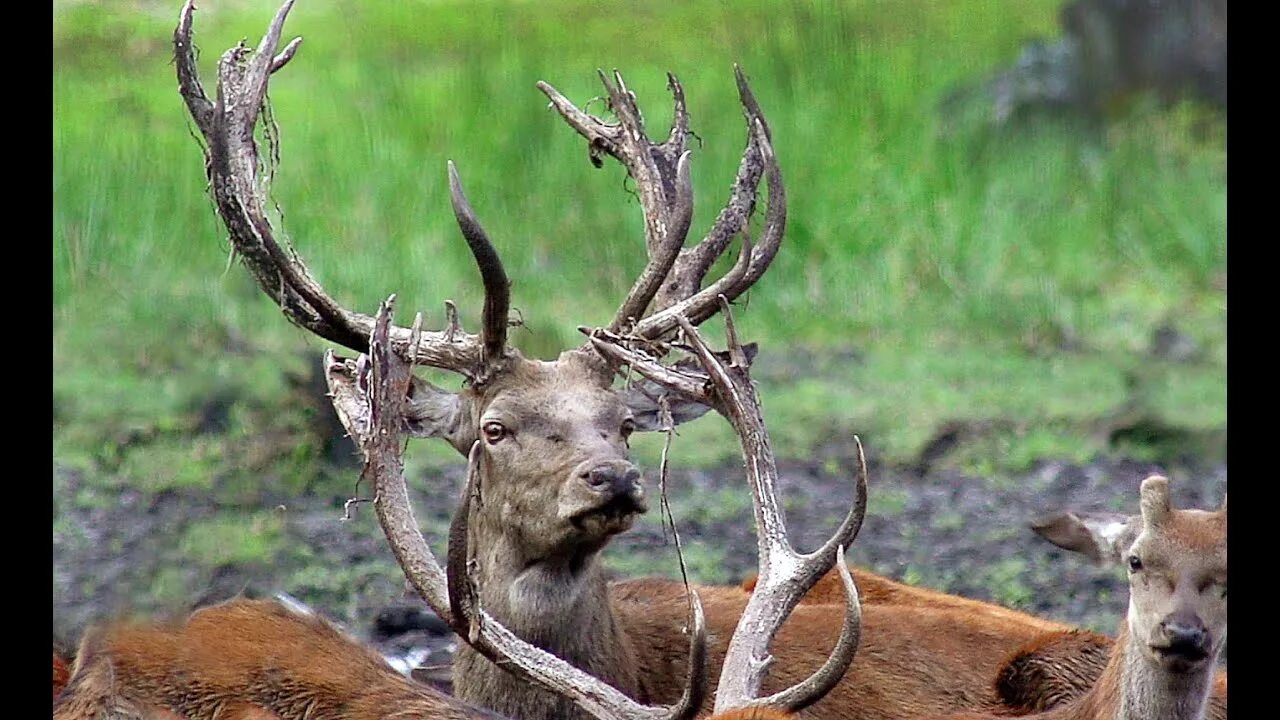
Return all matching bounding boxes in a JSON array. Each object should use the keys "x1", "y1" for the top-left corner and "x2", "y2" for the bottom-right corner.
[
  {"x1": 1031, "y1": 511, "x2": 1136, "y2": 565},
  {"x1": 1092, "y1": 517, "x2": 1132, "y2": 550},
  {"x1": 383, "y1": 647, "x2": 431, "y2": 677}
]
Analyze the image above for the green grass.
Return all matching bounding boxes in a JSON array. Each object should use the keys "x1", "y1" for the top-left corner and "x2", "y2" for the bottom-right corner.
[
  {"x1": 54, "y1": 0, "x2": 1225, "y2": 510},
  {"x1": 180, "y1": 512, "x2": 285, "y2": 566}
]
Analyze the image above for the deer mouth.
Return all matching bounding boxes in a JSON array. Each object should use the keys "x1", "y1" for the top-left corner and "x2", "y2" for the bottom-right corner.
[
  {"x1": 568, "y1": 492, "x2": 647, "y2": 537},
  {"x1": 1150, "y1": 642, "x2": 1211, "y2": 672}
]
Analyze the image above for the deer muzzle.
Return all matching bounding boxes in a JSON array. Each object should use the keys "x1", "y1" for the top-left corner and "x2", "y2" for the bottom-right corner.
[
  {"x1": 1151, "y1": 612, "x2": 1212, "y2": 671},
  {"x1": 559, "y1": 460, "x2": 648, "y2": 539}
]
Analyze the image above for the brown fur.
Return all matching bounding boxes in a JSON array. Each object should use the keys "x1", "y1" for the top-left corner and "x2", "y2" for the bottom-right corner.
[
  {"x1": 52, "y1": 598, "x2": 504, "y2": 720},
  {"x1": 994, "y1": 630, "x2": 1114, "y2": 712},
  {"x1": 743, "y1": 566, "x2": 1071, "y2": 635},
  {"x1": 52, "y1": 585, "x2": 1076, "y2": 720},
  {"x1": 613, "y1": 578, "x2": 1082, "y2": 719},
  {"x1": 51, "y1": 597, "x2": 818, "y2": 720},
  {"x1": 54, "y1": 650, "x2": 71, "y2": 700}
]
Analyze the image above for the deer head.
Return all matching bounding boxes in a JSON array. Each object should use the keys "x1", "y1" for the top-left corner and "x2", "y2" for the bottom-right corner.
[
  {"x1": 957, "y1": 476, "x2": 1231, "y2": 720},
  {"x1": 1033, "y1": 476, "x2": 1228, "y2": 675}
]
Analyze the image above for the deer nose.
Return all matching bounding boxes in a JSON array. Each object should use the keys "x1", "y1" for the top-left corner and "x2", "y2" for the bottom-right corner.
[
  {"x1": 582, "y1": 464, "x2": 642, "y2": 498},
  {"x1": 1160, "y1": 618, "x2": 1208, "y2": 652}
]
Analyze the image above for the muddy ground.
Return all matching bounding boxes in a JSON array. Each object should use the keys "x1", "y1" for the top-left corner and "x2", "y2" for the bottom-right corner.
[{"x1": 52, "y1": 411, "x2": 1227, "y2": 678}]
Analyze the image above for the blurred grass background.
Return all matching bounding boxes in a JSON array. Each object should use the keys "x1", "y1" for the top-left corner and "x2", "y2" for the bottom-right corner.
[{"x1": 53, "y1": 0, "x2": 1225, "y2": 623}]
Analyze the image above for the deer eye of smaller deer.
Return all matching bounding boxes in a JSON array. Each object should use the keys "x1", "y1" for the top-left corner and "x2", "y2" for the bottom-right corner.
[
  {"x1": 1200, "y1": 578, "x2": 1227, "y2": 597},
  {"x1": 1127, "y1": 555, "x2": 1143, "y2": 572},
  {"x1": 482, "y1": 421, "x2": 507, "y2": 444},
  {"x1": 620, "y1": 419, "x2": 635, "y2": 439}
]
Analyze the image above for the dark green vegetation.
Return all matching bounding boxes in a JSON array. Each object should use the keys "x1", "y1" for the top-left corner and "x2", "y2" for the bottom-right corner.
[{"x1": 53, "y1": 0, "x2": 1224, "y2": 640}]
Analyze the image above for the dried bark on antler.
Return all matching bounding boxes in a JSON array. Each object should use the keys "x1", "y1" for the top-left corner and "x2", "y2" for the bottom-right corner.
[
  {"x1": 540, "y1": 66, "x2": 785, "y2": 345},
  {"x1": 175, "y1": 0, "x2": 510, "y2": 381}
]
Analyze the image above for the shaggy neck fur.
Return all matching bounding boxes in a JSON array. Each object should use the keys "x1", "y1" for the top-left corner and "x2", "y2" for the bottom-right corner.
[
  {"x1": 1052, "y1": 623, "x2": 1217, "y2": 720},
  {"x1": 1113, "y1": 624, "x2": 1216, "y2": 720},
  {"x1": 452, "y1": 515, "x2": 641, "y2": 720}
]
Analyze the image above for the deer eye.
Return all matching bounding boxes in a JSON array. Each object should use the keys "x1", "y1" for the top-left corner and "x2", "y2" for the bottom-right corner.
[
  {"x1": 620, "y1": 419, "x2": 636, "y2": 440},
  {"x1": 1127, "y1": 555, "x2": 1143, "y2": 572},
  {"x1": 482, "y1": 421, "x2": 507, "y2": 445}
]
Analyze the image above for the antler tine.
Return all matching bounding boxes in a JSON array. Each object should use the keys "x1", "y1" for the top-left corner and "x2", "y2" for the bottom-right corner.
[
  {"x1": 175, "y1": 0, "x2": 213, "y2": 129},
  {"x1": 448, "y1": 161, "x2": 511, "y2": 368},
  {"x1": 664, "y1": 72, "x2": 691, "y2": 148},
  {"x1": 674, "y1": 303, "x2": 864, "y2": 714},
  {"x1": 325, "y1": 297, "x2": 452, "y2": 623},
  {"x1": 635, "y1": 101, "x2": 786, "y2": 340},
  {"x1": 175, "y1": 0, "x2": 493, "y2": 379},
  {"x1": 538, "y1": 72, "x2": 694, "y2": 334},
  {"x1": 650, "y1": 66, "x2": 773, "y2": 315},
  {"x1": 541, "y1": 67, "x2": 785, "y2": 346},
  {"x1": 328, "y1": 297, "x2": 706, "y2": 720}
]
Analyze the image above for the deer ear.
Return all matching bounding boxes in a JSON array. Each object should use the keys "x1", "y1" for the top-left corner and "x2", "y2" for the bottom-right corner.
[
  {"x1": 403, "y1": 376, "x2": 468, "y2": 445},
  {"x1": 1030, "y1": 511, "x2": 1137, "y2": 565},
  {"x1": 622, "y1": 383, "x2": 715, "y2": 432},
  {"x1": 619, "y1": 342, "x2": 761, "y2": 432},
  {"x1": 325, "y1": 352, "x2": 471, "y2": 453}
]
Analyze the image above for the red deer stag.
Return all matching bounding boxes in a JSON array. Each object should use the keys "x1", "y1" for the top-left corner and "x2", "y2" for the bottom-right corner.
[
  {"x1": 50, "y1": 300, "x2": 842, "y2": 720},
  {"x1": 934, "y1": 475, "x2": 1227, "y2": 720},
  {"x1": 169, "y1": 1, "x2": 863, "y2": 719}
]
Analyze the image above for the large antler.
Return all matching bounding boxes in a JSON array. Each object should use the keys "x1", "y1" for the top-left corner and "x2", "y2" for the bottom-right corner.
[
  {"x1": 684, "y1": 301, "x2": 866, "y2": 713},
  {"x1": 593, "y1": 299, "x2": 867, "y2": 714},
  {"x1": 539, "y1": 65, "x2": 785, "y2": 344},
  {"x1": 326, "y1": 296, "x2": 707, "y2": 720},
  {"x1": 174, "y1": 0, "x2": 511, "y2": 381}
]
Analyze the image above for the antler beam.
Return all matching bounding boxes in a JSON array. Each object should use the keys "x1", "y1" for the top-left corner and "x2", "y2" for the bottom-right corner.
[
  {"x1": 581, "y1": 298, "x2": 867, "y2": 713},
  {"x1": 175, "y1": 0, "x2": 510, "y2": 380},
  {"x1": 678, "y1": 303, "x2": 865, "y2": 712}
]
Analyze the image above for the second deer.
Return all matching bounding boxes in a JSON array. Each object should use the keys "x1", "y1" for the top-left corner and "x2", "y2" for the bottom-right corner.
[{"x1": 935, "y1": 475, "x2": 1227, "y2": 720}]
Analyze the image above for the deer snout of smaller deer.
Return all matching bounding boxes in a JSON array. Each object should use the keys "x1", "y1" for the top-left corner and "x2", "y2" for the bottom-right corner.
[
  {"x1": 558, "y1": 459, "x2": 648, "y2": 540},
  {"x1": 1151, "y1": 610, "x2": 1212, "y2": 671}
]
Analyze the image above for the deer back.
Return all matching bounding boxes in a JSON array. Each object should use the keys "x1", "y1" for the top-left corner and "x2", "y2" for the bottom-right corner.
[{"x1": 53, "y1": 598, "x2": 503, "y2": 720}]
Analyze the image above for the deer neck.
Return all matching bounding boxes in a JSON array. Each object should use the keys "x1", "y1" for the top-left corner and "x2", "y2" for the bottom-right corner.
[
  {"x1": 1079, "y1": 622, "x2": 1216, "y2": 720},
  {"x1": 452, "y1": 516, "x2": 642, "y2": 720},
  {"x1": 476, "y1": 532, "x2": 626, "y2": 655}
]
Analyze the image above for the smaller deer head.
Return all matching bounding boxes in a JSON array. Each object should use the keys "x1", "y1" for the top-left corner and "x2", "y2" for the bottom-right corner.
[{"x1": 1032, "y1": 476, "x2": 1227, "y2": 674}]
